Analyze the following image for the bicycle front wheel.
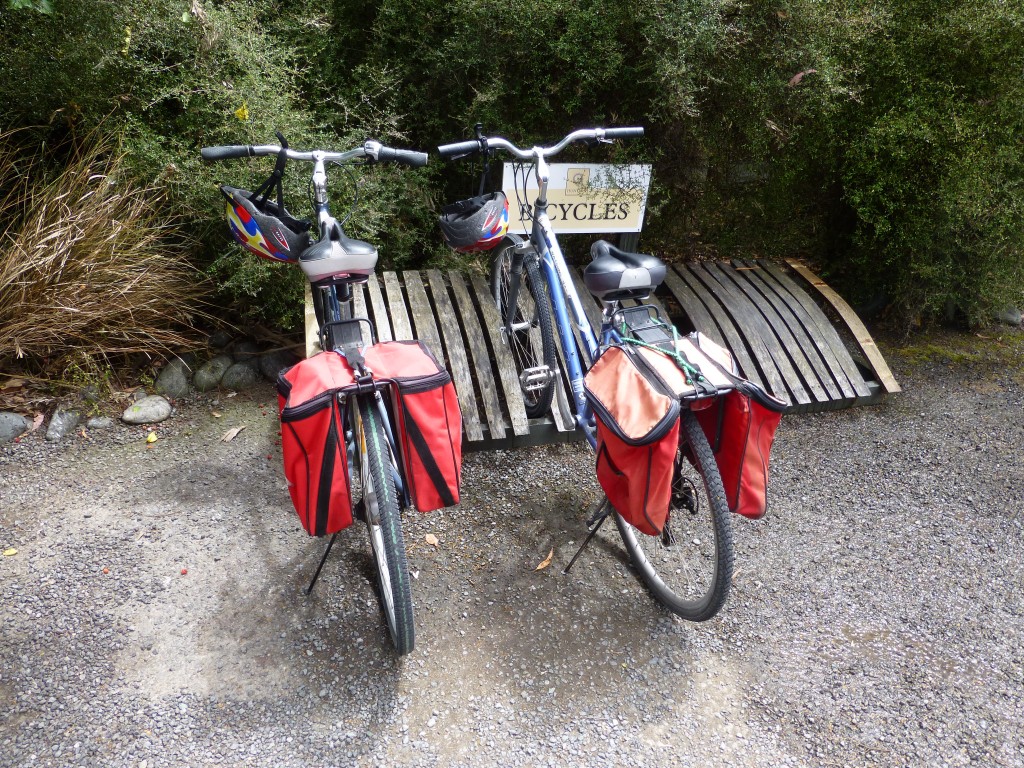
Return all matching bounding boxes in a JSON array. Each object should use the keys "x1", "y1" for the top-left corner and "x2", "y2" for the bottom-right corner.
[
  {"x1": 490, "y1": 237, "x2": 557, "y2": 418},
  {"x1": 615, "y1": 409, "x2": 734, "y2": 621},
  {"x1": 355, "y1": 395, "x2": 415, "y2": 655}
]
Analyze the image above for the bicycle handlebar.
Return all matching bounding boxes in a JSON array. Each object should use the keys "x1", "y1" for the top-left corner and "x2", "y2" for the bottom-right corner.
[
  {"x1": 200, "y1": 139, "x2": 428, "y2": 167},
  {"x1": 437, "y1": 126, "x2": 644, "y2": 161}
]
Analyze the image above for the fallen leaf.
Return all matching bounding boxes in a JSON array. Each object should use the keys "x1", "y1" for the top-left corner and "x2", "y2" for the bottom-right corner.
[
  {"x1": 221, "y1": 425, "x2": 246, "y2": 442},
  {"x1": 226, "y1": 392, "x2": 238, "y2": 398},
  {"x1": 535, "y1": 548, "x2": 554, "y2": 571},
  {"x1": 1, "y1": 378, "x2": 24, "y2": 390},
  {"x1": 211, "y1": 411, "x2": 222, "y2": 418},
  {"x1": 29, "y1": 413, "x2": 44, "y2": 432},
  {"x1": 425, "y1": 533, "x2": 439, "y2": 547},
  {"x1": 146, "y1": 431, "x2": 158, "y2": 444},
  {"x1": 3, "y1": 548, "x2": 17, "y2": 557}
]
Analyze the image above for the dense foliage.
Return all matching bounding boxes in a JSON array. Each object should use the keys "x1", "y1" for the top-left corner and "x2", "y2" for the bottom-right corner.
[{"x1": 2, "y1": 0, "x2": 1021, "y2": 332}]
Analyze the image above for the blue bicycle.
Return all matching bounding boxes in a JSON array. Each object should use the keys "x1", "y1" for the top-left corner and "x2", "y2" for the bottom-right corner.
[{"x1": 438, "y1": 127, "x2": 734, "y2": 621}]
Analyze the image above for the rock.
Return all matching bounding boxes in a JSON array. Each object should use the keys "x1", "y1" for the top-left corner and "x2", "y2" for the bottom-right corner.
[
  {"x1": 155, "y1": 357, "x2": 194, "y2": 399},
  {"x1": 995, "y1": 306, "x2": 1022, "y2": 327},
  {"x1": 46, "y1": 409, "x2": 80, "y2": 441},
  {"x1": 121, "y1": 396, "x2": 172, "y2": 425},
  {"x1": 193, "y1": 355, "x2": 234, "y2": 392},
  {"x1": 86, "y1": 416, "x2": 116, "y2": 430},
  {"x1": 79, "y1": 385, "x2": 102, "y2": 404},
  {"x1": 259, "y1": 349, "x2": 300, "y2": 381},
  {"x1": 232, "y1": 340, "x2": 262, "y2": 362},
  {"x1": 220, "y1": 361, "x2": 260, "y2": 391},
  {"x1": 208, "y1": 330, "x2": 233, "y2": 350},
  {"x1": 0, "y1": 412, "x2": 29, "y2": 443}
]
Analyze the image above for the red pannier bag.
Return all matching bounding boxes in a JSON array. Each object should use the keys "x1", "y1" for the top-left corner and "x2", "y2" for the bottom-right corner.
[
  {"x1": 276, "y1": 352, "x2": 357, "y2": 536},
  {"x1": 693, "y1": 379, "x2": 786, "y2": 519},
  {"x1": 583, "y1": 345, "x2": 680, "y2": 536},
  {"x1": 363, "y1": 341, "x2": 462, "y2": 512}
]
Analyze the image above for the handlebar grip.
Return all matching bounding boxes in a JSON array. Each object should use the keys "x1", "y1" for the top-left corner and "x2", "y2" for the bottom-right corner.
[
  {"x1": 376, "y1": 147, "x2": 429, "y2": 167},
  {"x1": 437, "y1": 139, "x2": 481, "y2": 159},
  {"x1": 603, "y1": 127, "x2": 644, "y2": 139},
  {"x1": 201, "y1": 145, "x2": 255, "y2": 161}
]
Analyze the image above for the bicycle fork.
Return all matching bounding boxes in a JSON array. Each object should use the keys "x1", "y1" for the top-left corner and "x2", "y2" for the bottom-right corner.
[{"x1": 501, "y1": 240, "x2": 555, "y2": 394}]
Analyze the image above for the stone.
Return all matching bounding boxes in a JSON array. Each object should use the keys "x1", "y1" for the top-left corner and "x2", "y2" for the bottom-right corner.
[
  {"x1": 995, "y1": 306, "x2": 1022, "y2": 327},
  {"x1": 220, "y1": 361, "x2": 260, "y2": 391},
  {"x1": 259, "y1": 349, "x2": 300, "y2": 381},
  {"x1": 46, "y1": 409, "x2": 80, "y2": 441},
  {"x1": 208, "y1": 330, "x2": 233, "y2": 350},
  {"x1": 121, "y1": 396, "x2": 172, "y2": 425},
  {"x1": 86, "y1": 417, "x2": 116, "y2": 430},
  {"x1": 193, "y1": 354, "x2": 234, "y2": 392},
  {"x1": 232, "y1": 340, "x2": 262, "y2": 362},
  {"x1": 155, "y1": 357, "x2": 194, "y2": 399},
  {"x1": 0, "y1": 412, "x2": 29, "y2": 443}
]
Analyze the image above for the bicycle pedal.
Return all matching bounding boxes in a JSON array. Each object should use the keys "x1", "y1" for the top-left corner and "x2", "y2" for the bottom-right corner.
[{"x1": 519, "y1": 366, "x2": 554, "y2": 391}]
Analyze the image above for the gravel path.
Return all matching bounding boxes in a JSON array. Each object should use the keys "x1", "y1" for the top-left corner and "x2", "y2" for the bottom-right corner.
[{"x1": 2, "y1": 331, "x2": 1023, "y2": 767}]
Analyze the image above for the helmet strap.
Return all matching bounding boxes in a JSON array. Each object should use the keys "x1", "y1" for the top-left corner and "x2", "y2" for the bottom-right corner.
[
  {"x1": 475, "y1": 123, "x2": 492, "y2": 197},
  {"x1": 250, "y1": 131, "x2": 290, "y2": 212}
]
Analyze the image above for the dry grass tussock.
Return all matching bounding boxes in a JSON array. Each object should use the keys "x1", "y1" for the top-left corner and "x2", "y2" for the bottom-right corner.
[{"x1": 0, "y1": 132, "x2": 207, "y2": 377}]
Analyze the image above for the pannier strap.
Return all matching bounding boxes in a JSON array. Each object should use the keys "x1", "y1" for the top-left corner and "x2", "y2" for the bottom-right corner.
[
  {"x1": 619, "y1": 322, "x2": 715, "y2": 396},
  {"x1": 399, "y1": 400, "x2": 457, "y2": 508}
]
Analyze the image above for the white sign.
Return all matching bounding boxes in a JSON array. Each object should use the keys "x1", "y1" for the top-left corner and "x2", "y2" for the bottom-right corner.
[{"x1": 501, "y1": 163, "x2": 652, "y2": 235}]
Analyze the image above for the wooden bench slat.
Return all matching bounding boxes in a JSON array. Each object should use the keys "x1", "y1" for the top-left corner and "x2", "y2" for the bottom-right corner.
[
  {"x1": 366, "y1": 275, "x2": 393, "y2": 342},
  {"x1": 713, "y1": 261, "x2": 822, "y2": 405},
  {"x1": 383, "y1": 272, "x2": 413, "y2": 340},
  {"x1": 402, "y1": 271, "x2": 445, "y2": 363},
  {"x1": 426, "y1": 270, "x2": 485, "y2": 442},
  {"x1": 470, "y1": 274, "x2": 531, "y2": 436},
  {"x1": 761, "y1": 261, "x2": 873, "y2": 399},
  {"x1": 786, "y1": 259, "x2": 900, "y2": 395},
  {"x1": 734, "y1": 260, "x2": 851, "y2": 404},
  {"x1": 448, "y1": 272, "x2": 508, "y2": 440}
]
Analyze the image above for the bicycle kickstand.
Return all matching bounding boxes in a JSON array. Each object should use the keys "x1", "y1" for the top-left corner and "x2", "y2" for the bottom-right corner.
[
  {"x1": 305, "y1": 532, "x2": 339, "y2": 596},
  {"x1": 562, "y1": 499, "x2": 613, "y2": 574}
]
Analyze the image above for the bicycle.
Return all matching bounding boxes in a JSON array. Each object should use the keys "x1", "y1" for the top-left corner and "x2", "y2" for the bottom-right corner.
[
  {"x1": 438, "y1": 126, "x2": 734, "y2": 621},
  {"x1": 202, "y1": 133, "x2": 430, "y2": 654}
]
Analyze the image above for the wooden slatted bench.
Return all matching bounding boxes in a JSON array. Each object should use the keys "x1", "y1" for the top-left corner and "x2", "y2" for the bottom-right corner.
[{"x1": 306, "y1": 259, "x2": 900, "y2": 449}]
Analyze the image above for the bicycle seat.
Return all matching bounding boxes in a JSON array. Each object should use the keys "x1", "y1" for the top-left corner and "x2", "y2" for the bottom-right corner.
[
  {"x1": 583, "y1": 240, "x2": 666, "y2": 300},
  {"x1": 299, "y1": 222, "x2": 379, "y2": 282}
]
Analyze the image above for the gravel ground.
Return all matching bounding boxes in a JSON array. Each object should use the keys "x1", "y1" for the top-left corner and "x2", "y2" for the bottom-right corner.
[{"x1": 2, "y1": 330, "x2": 1023, "y2": 768}]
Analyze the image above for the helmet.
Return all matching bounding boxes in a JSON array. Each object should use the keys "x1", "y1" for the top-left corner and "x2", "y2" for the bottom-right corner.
[
  {"x1": 221, "y1": 185, "x2": 311, "y2": 263},
  {"x1": 439, "y1": 191, "x2": 509, "y2": 252}
]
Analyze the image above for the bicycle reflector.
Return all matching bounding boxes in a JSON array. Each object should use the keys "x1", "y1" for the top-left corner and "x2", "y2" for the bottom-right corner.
[
  {"x1": 439, "y1": 191, "x2": 509, "y2": 253},
  {"x1": 222, "y1": 185, "x2": 310, "y2": 263}
]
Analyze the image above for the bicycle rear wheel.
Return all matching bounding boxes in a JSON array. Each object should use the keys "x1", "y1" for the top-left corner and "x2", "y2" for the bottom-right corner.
[
  {"x1": 614, "y1": 409, "x2": 733, "y2": 621},
  {"x1": 355, "y1": 395, "x2": 415, "y2": 655},
  {"x1": 489, "y1": 236, "x2": 557, "y2": 418}
]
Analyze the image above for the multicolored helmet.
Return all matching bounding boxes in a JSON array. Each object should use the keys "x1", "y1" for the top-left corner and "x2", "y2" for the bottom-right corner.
[
  {"x1": 439, "y1": 191, "x2": 509, "y2": 253},
  {"x1": 221, "y1": 185, "x2": 311, "y2": 263}
]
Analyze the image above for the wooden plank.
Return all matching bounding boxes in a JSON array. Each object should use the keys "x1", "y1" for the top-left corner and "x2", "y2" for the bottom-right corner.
[
  {"x1": 366, "y1": 276, "x2": 393, "y2": 342},
  {"x1": 351, "y1": 282, "x2": 373, "y2": 346},
  {"x1": 661, "y1": 267, "x2": 728, "y2": 349},
  {"x1": 786, "y1": 259, "x2": 901, "y2": 394},
  {"x1": 735, "y1": 260, "x2": 853, "y2": 403},
  {"x1": 303, "y1": 282, "x2": 320, "y2": 358},
  {"x1": 690, "y1": 263, "x2": 792, "y2": 403},
  {"x1": 714, "y1": 261, "x2": 825, "y2": 405},
  {"x1": 448, "y1": 272, "x2": 508, "y2": 440},
  {"x1": 470, "y1": 274, "x2": 531, "y2": 436},
  {"x1": 383, "y1": 272, "x2": 413, "y2": 340},
  {"x1": 670, "y1": 264, "x2": 766, "y2": 390},
  {"x1": 761, "y1": 261, "x2": 873, "y2": 399},
  {"x1": 402, "y1": 271, "x2": 445, "y2": 363},
  {"x1": 425, "y1": 270, "x2": 485, "y2": 443}
]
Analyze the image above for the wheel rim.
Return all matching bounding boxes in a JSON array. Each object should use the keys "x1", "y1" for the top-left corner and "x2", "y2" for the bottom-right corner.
[{"x1": 619, "y1": 455, "x2": 726, "y2": 613}]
